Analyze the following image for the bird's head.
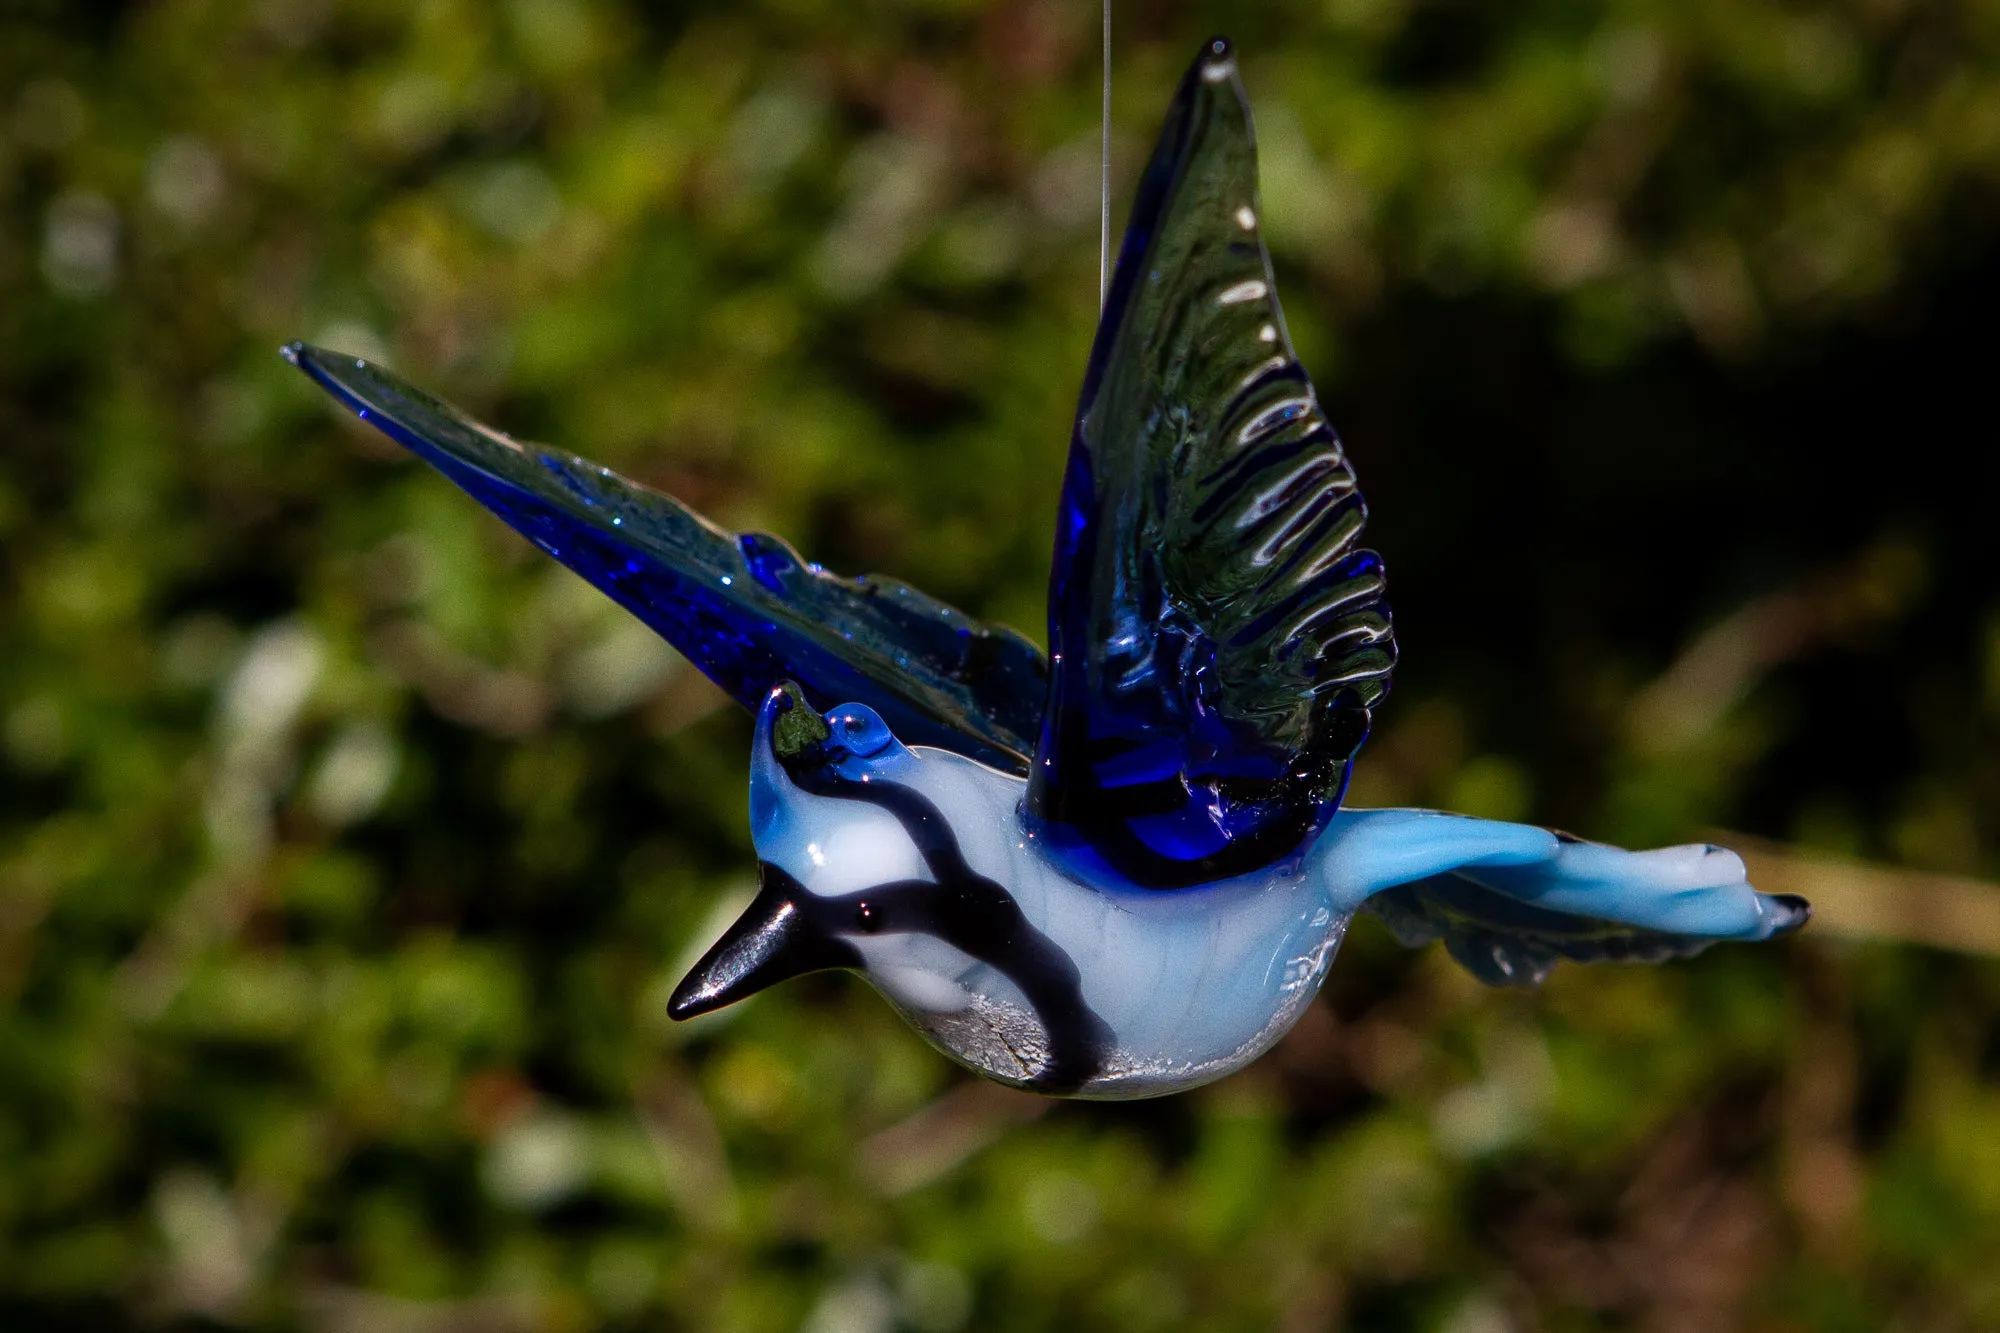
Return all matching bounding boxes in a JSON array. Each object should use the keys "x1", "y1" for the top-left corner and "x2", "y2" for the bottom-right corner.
[{"x1": 667, "y1": 684, "x2": 951, "y2": 1020}]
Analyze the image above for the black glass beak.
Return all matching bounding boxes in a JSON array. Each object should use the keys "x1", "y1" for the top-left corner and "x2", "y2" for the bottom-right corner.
[{"x1": 667, "y1": 865, "x2": 861, "y2": 1020}]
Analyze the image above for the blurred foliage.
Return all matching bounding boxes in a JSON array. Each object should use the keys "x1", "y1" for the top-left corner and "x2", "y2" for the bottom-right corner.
[{"x1": 5, "y1": 0, "x2": 2000, "y2": 1329}]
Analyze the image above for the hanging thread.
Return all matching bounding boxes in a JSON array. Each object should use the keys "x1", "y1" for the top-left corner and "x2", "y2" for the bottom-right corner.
[{"x1": 1100, "y1": 0, "x2": 1111, "y2": 309}]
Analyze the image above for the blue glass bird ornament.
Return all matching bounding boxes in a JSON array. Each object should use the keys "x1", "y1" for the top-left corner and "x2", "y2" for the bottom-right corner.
[{"x1": 287, "y1": 38, "x2": 1808, "y2": 1099}]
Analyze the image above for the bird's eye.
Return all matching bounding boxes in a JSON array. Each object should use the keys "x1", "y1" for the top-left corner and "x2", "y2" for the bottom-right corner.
[
  {"x1": 831, "y1": 706, "x2": 893, "y2": 758},
  {"x1": 854, "y1": 900, "x2": 881, "y2": 933}
]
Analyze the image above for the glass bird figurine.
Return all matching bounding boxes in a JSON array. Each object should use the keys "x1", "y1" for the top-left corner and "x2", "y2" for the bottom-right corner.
[{"x1": 287, "y1": 38, "x2": 1808, "y2": 1098}]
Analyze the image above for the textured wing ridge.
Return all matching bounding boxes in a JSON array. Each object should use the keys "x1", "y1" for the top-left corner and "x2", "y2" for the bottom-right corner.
[{"x1": 1028, "y1": 39, "x2": 1396, "y2": 888}]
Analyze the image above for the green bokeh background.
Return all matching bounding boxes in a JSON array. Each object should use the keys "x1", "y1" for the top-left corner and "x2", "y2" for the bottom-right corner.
[{"x1": 7, "y1": 1, "x2": 2000, "y2": 1328}]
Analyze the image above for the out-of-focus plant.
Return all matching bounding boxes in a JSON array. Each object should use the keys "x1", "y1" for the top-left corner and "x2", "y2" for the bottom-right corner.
[{"x1": 4, "y1": 1, "x2": 2000, "y2": 1329}]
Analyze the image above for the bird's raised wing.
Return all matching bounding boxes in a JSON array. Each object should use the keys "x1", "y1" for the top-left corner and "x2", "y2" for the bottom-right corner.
[
  {"x1": 286, "y1": 344, "x2": 1046, "y2": 772},
  {"x1": 1027, "y1": 39, "x2": 1396, "y2": 888}
]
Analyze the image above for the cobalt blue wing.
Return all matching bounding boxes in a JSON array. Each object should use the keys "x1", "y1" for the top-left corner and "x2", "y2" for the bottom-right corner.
[
  {"x1": 1027, "y1": 39, "x2": 1396, "y2": 888},
  {"x1": 285, "y1": 343, "x2": 1046, "y2": 772}
]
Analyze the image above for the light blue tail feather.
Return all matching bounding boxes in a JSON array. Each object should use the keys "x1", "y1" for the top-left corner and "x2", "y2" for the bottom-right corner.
[{"x1": 1317, "y1": 809, "x2": 1810, "y2": 987}]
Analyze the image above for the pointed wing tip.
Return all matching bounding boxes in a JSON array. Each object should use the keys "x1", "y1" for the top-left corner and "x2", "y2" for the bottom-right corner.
[
  {"x1": 280, "y1": 337, "x2": 524, "y2": 482},
  {"x1": 279, "y1": 339, "x2": 349, "y2": 377},
  {"x1": 281, "y1": 338, "x2": 476, "y2": 445},
  {"x1": 280, "y1": 339, "x2": 373, "y2": 409}
]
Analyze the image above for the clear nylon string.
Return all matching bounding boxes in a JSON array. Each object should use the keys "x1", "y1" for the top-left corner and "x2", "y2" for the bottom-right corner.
[{"x1": 1100, "y1": 0, "x2": 1111, "y2": 309}]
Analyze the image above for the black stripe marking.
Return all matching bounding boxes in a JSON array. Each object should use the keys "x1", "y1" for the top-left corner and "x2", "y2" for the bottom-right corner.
[{"x1": 781, "y1": 760, "x2": 1113, "y2": 1093}]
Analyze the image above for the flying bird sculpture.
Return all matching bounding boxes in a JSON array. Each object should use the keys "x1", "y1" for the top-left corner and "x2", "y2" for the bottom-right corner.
[{"x1": 287, "y1": 38, "x2": 1807, "y2": 1098}]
